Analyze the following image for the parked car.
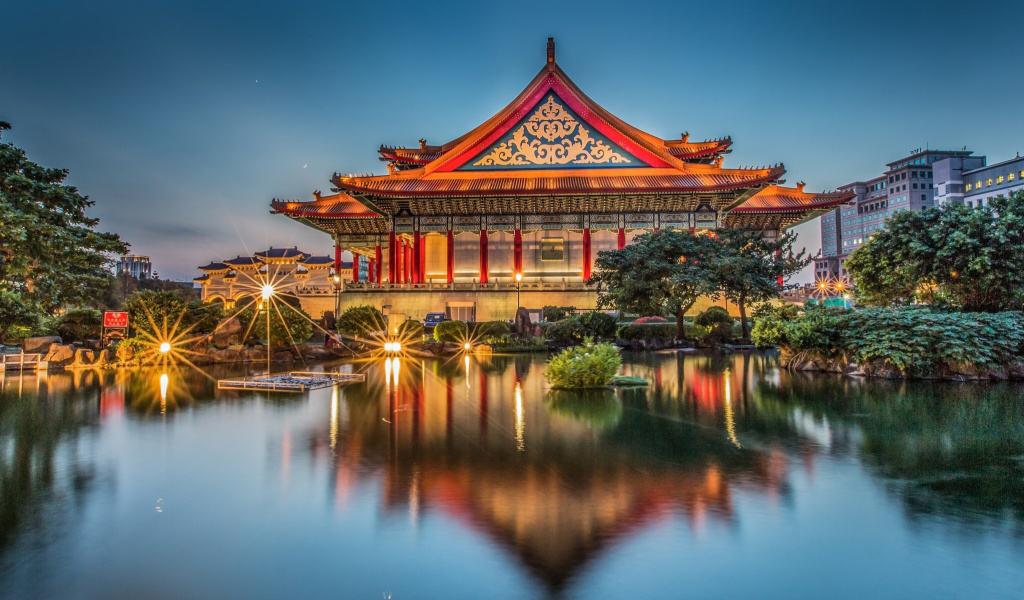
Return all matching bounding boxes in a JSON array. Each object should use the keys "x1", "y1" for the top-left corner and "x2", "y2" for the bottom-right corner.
[{"x1": 423, "y1": 312, "x2": 448, "y2": 332}]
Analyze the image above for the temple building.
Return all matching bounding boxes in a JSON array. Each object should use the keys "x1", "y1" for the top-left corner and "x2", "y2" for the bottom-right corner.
[
  {"x1": 268, "y1": 39, "x2": 853, "y2": 321},
  {"x1": 194, "y1": 247, "x2": 358, "y2": 308}
]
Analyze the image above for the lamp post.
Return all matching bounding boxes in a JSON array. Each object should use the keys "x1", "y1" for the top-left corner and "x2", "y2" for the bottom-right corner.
[
  {"x1": 515, "y1": 272, "x2": 522, "y2": 315},
  {"x1": 333, "y1": 274, "x2": 341, "y2": 326},
  {"x1": 261, "y1": 284, "x2": 274, "y2": 374}
]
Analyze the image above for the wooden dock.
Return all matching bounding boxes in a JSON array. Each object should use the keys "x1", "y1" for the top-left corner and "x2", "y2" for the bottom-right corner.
[
  {"x1": 2, "y1": 353, "x2": 44, "y2": 372},
  {"x1": 217, "y1": 371, "x2": 365, "y2": 393}
]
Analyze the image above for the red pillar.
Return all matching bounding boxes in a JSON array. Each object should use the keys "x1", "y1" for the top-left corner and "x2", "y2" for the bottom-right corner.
[
  {"x1": 367, "y1": 259, "x2": 375, "y2": 284},
  {"x1": 479, "y1": 230, "x2": 489, "y2": 284},
  {"x1": 582, "y1": 228, "x2": 592, "y2": 280},
  {"x1": 513, "y1": 229, "x2": 523, "y2": 275},
  {"x1": 397, "y1": 239, "x2": 402, "y2": 283},
  {"x1": 375, "y1": 244, "x2": 383, "y2": 283},
  {"x1": 334, "y1": 245, "x2": 342, "y2": 276},
  {"x1": 617, "y1": 227, "x2": 626, "y2": 250},
  {"x1": 412, "y1": 231, "x2": 421, "y2": 284},
  {"x1": 387, "y1": 232, "x2": 396, "y2": 283},
  {"x1": 403, "y1": 239, "x2": 411, "y2": 284},
  {"x1": 446, "y1": 230, "x2": 455, "y2": 284},
  {"x1": 352, "y1": 253, "x2": 360, "y2": 283},
  {"x1": 417, "y1": 232, "x2": 425, "y2": 283}
]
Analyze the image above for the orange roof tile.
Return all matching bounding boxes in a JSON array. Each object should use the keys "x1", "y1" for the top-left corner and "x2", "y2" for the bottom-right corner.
[
  {"x1": 730, "y1": 184, "x2": 855, "y2": 213},
  {"x1": 270, "y1": 192, "x2": 382, "y2": 218}
]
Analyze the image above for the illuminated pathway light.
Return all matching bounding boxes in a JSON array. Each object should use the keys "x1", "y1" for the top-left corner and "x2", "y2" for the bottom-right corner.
[{"x1": 159, "y1": 342, "x2": 172, "y2": 354}]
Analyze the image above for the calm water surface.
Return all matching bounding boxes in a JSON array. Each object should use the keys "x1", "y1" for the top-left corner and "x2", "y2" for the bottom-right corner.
[{"x1": 2, "y1": 352, "x2": 1023, "y2": 599}]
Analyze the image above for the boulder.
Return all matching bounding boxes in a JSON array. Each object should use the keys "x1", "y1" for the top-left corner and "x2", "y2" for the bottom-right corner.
[
  {"x1": 211, "y1": 316, "x2": 243, "y2": 349},
  {"x1": 301, "y1": 346, "x2": 333, "y2": 360},
  {"x1": 94, "y1": 349, "x2": 112, "y2": 366},
  {"x1": 115, "y1": 343, "x2": 137, "y2": 364},
  {"x1": 245, "y1": 348, "x2": 267, "y2": 363},
  {"x1": 272, "y1": 351, "x2": 294, "y2": 364},
  {"x1": 24, "y1": 336, "x2": 61, "y2": 354},
  {"x1": 71, "y1": 348, "x2": 95, "y2": 367},
  {"x1": 44, "y1": 343, "x2": 75, "y2": 366},
  {"x1": 212, "y1": 349, "x2": 244, "y2": 363}
]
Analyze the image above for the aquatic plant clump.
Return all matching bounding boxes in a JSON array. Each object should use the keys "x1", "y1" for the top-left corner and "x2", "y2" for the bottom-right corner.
[{"x1": 545, "y1": 341, "x2": 622, "y2": 389}]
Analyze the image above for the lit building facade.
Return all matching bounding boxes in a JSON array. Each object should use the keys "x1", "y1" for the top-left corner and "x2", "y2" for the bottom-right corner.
[
  {"x1": 117, "y1": 255, "x2": 152, "y2": 279},
  {"x1": 194, "y1": 247, "x2": 358, "y2": 308},
  {"x1": 266, "y1": 40, "x2": 852, "y2": 321},
  {"x1": 934, "y1": 153, "x2": 1024, "y2": 208}
]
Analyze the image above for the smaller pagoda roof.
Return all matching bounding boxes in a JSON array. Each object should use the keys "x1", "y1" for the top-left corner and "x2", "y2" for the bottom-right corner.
[
  {"x1": 663, "y1": 135, "x2": 733, "y2": 161},
  {"x1": 193, "y1": 274, "x2": 209, "y2": 282},
  {"x1": 271, "y1": 191, "x2": 383, "y2": 218},
  {"x1": 299, "y1": 256, "x2": 335, "y2": 267},
  {"x1": 197, "y1": 262, "x2": 230, "y2": 272},
  {"x1": 254, "y1": 246, "x2": 309, "y2": 260},
  {"x1": 224, "y1": 256, "x2": 261, "y2": 267},
  {"x1": 729, "y1": 184, "x2": 854, "y2": 214}
]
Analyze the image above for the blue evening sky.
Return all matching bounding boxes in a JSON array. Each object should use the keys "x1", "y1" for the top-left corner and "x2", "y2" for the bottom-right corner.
[{"x1": 3, "y1": 0, "x2": 1022, "y2": 281}]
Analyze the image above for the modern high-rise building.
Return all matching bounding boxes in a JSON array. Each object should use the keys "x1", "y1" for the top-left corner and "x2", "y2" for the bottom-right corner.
[
  {"x1": 815, "y1": 149, "x2": 973, "y2": 284},
  {"x1": 117, "y1": 255, "x2": 152, "y2": 279}
]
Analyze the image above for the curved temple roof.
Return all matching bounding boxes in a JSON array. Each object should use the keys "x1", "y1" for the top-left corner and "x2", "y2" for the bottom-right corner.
[{"x1": 274, "y1": 38, "x2": 853, "y2": 229}]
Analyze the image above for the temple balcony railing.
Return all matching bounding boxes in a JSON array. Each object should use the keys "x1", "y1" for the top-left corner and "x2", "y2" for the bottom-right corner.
[{"x1": 291, "y1": 280, "x2": 596, "y2": 295}]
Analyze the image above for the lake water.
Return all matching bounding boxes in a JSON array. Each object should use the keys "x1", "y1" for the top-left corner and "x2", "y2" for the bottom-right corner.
[{"x1": 2, "y1": 352, "x2": 1023, "y2": 599}]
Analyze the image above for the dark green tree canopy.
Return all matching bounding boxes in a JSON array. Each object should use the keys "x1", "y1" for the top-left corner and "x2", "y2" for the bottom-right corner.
[
  {"x1": 0, "y1": 122, "x2": 126, "y2": 313},
  {"x1": 714, "y1": 228, "x2": 810, "y2": 337},
  {"x1": 591, "y1": 230, "x2": 722, "y2": 338},
  {"x1": 845, "y1": 193, "x2": 1024, "y2": 312}
]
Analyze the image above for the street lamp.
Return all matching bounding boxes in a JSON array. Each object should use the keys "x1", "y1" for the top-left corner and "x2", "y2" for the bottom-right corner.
[
  {"x1": 515, "y1": 272, "x2": 522, "y2": 314},
  {"x1": 261, "y1": 284, "x2": 274, "y2": 373},
  {"x1": 333, "y1": 273, "x2": 341, "y2": 323}
]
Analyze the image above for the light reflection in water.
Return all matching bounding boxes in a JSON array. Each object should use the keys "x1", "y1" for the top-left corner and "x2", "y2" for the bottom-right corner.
[
  {"x1": 514, "y1": 381, "x2": 525, "y2": 451},
  {"x1": 159, "y1": 373, "x2": 168, "y2": 415},
  {"x1": 724, "y1": 368, "x2": 740, "y2": 448}
]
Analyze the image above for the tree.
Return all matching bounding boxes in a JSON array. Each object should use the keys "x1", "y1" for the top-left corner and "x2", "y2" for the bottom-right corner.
[
  {"x1": 234, "y1": 303, "x2": 313, "y2": 347},
  {"x1": 845, "y1": 194, "x2": 1024, "y2": 312},
  {"x1": 0, "y1": 122, "x2": 127, "y2": 313},
  {"x1": 592, "y1": 230, "x2": 722, "y2": 339},
  {"x1": 124, "y1": 291, "x2": 224, "y2": 339},
  {"x1": 714, "y1": 228, "x2": 810, "y2": 338},
  {"x1": 0, "y1": 290, "x2": 38, "y2": 343}
]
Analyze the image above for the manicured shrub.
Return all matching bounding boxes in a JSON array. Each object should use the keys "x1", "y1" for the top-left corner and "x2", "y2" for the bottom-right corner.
[
  {"x1": 616, "y1": 323, "x2": 677, "y2": 345},
  {"x1": 577, "y1": 311, "x2": 617, "y2": 340},
  {"x1": 472, "y1": 320, "x2": 511, "y2": 338},
  {"x1": 434, "y1": 320, "x2": 468, "y2": 343},
  {"x1": 548, "y1": 316, "x2": 588, "y2": 345},
  {"x1": 545, "y1": 341, "x2": 622, "y2": 389},
  {"x1": 396, "y1": 319, "x2": 424, "y2": 340},
  {"x1": 542, "y1": 306, "x2": 575, "y2": 322},
  {"x1": 752, "y1": 305, "x2": 1024, "y2": 377},
  {"x1": 336, "y1": 305, "x2": 386, "y2": 336},
  {"x1": 693, "y1": 306, "x2": 734, "y2": 328}
]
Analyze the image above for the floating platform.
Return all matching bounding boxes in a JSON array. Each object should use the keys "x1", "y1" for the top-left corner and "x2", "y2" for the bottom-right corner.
[{"x1": 217, "y1": 371, "x2": 365, "y2": 392}]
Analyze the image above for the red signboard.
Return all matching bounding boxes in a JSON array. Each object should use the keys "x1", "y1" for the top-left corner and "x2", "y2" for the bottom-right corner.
[{"x1": 103, "y1": 311, "x2": 129, "y2": 328}]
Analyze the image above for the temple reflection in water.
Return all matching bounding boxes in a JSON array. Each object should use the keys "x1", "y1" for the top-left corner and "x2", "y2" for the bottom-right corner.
[{"x1": 313, "y1": 353, "x2": 790, "y2": 591}]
